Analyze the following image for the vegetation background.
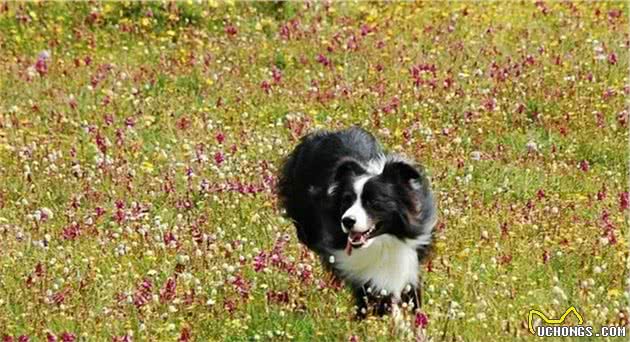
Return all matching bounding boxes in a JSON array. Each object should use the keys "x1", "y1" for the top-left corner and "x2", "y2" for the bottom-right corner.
[{"x1": 0, "y1": 1, "x2": 628, "y2": 341}]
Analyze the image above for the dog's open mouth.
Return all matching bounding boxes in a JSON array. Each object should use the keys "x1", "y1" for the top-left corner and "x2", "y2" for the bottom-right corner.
[{"x1": 345, "y1": 227, "x2": 375, "y2": 256}]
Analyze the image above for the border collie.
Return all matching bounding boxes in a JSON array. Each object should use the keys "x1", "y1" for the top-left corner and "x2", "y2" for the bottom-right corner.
[{"x1": 278, "y1": 127, "x2": 437, "y2": 317}]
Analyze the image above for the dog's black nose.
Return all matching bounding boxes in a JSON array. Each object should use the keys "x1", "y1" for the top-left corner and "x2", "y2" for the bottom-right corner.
[{"x1": 342, "y1": 216, "x2": 356, "y2": 229}]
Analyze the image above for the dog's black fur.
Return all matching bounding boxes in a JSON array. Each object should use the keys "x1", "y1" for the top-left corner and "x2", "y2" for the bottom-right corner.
[{"x1": 277, "y1": 127, "x2": 436, "y2": 317}]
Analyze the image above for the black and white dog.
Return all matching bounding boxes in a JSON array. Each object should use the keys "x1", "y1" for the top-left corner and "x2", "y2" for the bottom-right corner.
[{"x1": 278, "y1": 127, "x2": 437, "y2": 317}]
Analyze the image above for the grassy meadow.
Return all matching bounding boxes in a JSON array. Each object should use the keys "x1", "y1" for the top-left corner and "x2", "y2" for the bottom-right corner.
[{"x1": 0, "y1": 1, "x2": 628, "y2": 341}]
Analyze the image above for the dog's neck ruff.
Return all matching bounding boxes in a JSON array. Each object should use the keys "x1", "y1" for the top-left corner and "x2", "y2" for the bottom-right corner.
[{"x1": 332, "y1": 234, "x2": 428, "y2": 298}]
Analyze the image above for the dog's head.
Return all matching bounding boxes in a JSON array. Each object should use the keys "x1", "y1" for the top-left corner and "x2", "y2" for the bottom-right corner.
[{"x1": 328, "y1": 155, "x2": 436, "y2": 251}]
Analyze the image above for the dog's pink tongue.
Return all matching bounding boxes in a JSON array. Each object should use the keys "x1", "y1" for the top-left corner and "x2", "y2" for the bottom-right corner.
[
  {"x1": 349, "y1": 231, "x2": 363, "y2": 242},
  {"x1": 346, "y1": 231, "x2": 365, "y2": 256}
]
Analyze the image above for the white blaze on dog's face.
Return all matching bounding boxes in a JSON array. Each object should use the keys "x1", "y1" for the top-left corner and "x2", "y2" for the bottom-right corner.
[
  {"x1": 339, "y1": 175, "x2": 381, "y2": 251},
  {"x1": 341, "y1": 175, "x2": 374, "y2": 233}
]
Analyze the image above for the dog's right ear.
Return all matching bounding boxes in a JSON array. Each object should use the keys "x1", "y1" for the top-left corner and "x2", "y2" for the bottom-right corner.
[{"x1": 334, "y1": 158, "x2": 365, "y2": 182}]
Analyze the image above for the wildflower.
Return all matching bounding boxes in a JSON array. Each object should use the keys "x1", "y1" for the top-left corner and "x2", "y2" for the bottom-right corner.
[
  {"x1": 225, "y1": 24, "x2": 237, "y2": 36},
  {"x1": 160, "y1": 277, "x2": 177, "y2": 303},
  {"x1": 608, "y1": 53, "x2": 617, "y2": 65},
  {"x1": 62, "y1": 223, "x2": 80, "y2": 240},
  {"x1": 111, "y1": 336, "x2": 132, "y2": 342},
  {"x1": 271, "y1": 66, "x2": 282, "y2": 84},
  {"x1": 618, "y1": 110, "x2": 628, "y2": 126},
  {"x1": 179, "y1": 327, "x2": 191, "y2": 342},
  {"x1": 59, "y1": 333, "x2": 75, "y2": 342},
  {"x1": 35, "y1": 50, "x2": 50, "y2": 76},
  {"x1": 133, "y1": 278, "x2": 153, "y2": 309},
  {"x1": 214, "y1": 151, "x2": 225, "y2": 166},
  {"x1": 253, "y1": 251, "x2": 268, "y2": 272},
  {"x1": 597, "y1": 185, "x2": 607, "y2": 201},
  {"x1": 41, "y1": 207, "x2": 53, "y2": 221},
  {"x1": 316, "y1": 54, "x2": 331, "y2": 67},
  {"x1": 51, "y1": 289, "x2": 68, "y2": 305},
  {"x1": 266, "y1": 290, "x2": 289, "y2": 304},
  {"x1": 223, "y1": 299, "x2": 236, "y2": 313},
  {"x1": 526, "y1": 140, "x2": 538, "y2": 152},
  {"x1": 68, "y1": 96, "x2": 77, "y2": 110},
  {"x1": 261, "y1": 80, "x2": 271, "y2": 94},
  {"x1": 415, "y1": 311, "x2": 429, "y2": 328},
  {"x1": 620, "y1": 192, "x2": 629, "y2": 211},
  {"x1": 215, "y1": 132, "x2": 225, "y2": 144}
]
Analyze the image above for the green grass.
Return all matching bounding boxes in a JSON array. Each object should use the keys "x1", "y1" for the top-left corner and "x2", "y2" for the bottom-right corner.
[{"x1": 0, "y1": 1, "x2": 628, "y2": 341}]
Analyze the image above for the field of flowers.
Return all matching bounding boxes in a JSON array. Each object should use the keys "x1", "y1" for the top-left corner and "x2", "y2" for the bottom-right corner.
[{"x1": 0, "y1": 1, "x2": 628, "y2": 341}]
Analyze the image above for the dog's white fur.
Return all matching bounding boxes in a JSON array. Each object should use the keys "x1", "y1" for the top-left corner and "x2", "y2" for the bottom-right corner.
[
  {"x1": 341, "y1": 175, "x2": 374, "y2": 234},
  {"x1": 333, "y1": 233, "x2": 432, "y2": 298}
]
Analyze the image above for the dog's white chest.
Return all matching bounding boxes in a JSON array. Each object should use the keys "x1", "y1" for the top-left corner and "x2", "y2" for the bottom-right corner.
[{"x1": 333, "y1": 235, "x2": 421, "y2": 297}]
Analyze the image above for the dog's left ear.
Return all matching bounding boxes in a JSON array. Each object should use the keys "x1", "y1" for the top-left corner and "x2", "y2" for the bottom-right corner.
[{"x1": 382, "y1": 160, "x2": 422, "y2": 190}]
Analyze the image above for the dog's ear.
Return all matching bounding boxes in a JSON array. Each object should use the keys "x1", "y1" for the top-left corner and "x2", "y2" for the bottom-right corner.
[
  {"x1": 334, "y1": 158, "x2": 365, "y2": 182},
  {"x1": 382, "y1": 160, "x2": 423, "y2": 190},
  {"x1": 327, "y1": 159, "x2": 364, "y2": 196}
]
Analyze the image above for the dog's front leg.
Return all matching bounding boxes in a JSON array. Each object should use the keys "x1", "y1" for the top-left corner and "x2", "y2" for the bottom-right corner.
[{"x1": 352, "y1": 286, "x2": 370, "y2": 319}]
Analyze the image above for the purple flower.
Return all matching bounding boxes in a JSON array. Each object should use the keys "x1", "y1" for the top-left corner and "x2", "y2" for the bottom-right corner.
[
  {"x1": 542, "y1": 250, "x2": 550, "y2": 264},
  {"x1": 112, "y1": 336, "x2": 132, "y2": 342},
  {"x1": 231, "y1": 274, "x2": 251, "y2": 298},
  {"x1": 225, "y1": 24, "x2": 237, "y2": 36},
  {"x1": 617, "y1": 110, "x2": 628, "y2": 126},
  {"x1": 620, "y1": 192, "x2": 629, "y2": 211},
  {"x1": 266, "y1": 290, "x2": 289, "y2": 304},
  {"x1": 579, "y1": 160, "x2": 590, "y2": 172},
  {"x1": 415, "y1": 311, "x2": 429, "y2": 328},
  {"x1": 215, "y1": 132, "x2": 225, "y2": 144},
  {"x1": 60, "y1": 333, "x2": 75, "y2": 342},
  {"x1": 179, "y1": 327, "x2": 191, "y2": 342},
  {"x1": 214, "y1": 151, "x2": 225, "y2": 166},
  {"x1": 253, "y1": 251, "x2": 268, "y2": 272},
  {"x1": 271, "y1": 66, "x2": 282, "y2": 84},
  {"x1": 160, "y1": 277, "x2": 177, "y2": 303},
  {"x1": 608, "y1": 52, "x2": 617, "y2": 65},
  {"x1": 316, "y1": 54, "x2": 331, "y2": 67},
  {"x1": 35, "y1": 51, "x2": 50, "y2": 76},
  {"x1": 62, "y1": 223, "x2": 80, "y2": 240},
  {"x1": 261, "y1": 80, "x2": 272, "y2": 94},
  {"x1": 133, "y1": 278, "x2": 153, "y2": 309}
]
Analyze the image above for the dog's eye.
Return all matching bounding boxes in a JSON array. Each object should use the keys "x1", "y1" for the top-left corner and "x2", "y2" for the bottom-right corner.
[{"x1": 342, "y1": 193, "x2": 354, "y2": 205}]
